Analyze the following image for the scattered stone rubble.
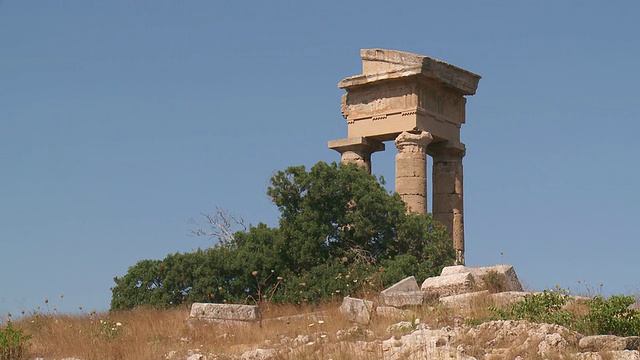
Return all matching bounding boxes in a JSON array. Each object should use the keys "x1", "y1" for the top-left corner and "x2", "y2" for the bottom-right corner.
[{"x1": 155, "y1": 319, "x2": 640, "y2": 360}]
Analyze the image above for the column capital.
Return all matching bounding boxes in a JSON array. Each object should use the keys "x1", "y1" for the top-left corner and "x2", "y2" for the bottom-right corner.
[
  {"x1": 428, "y1": 140, "x2": 466, "y2": 159},
  {"x1": 394, "y1": 131, "x2": 433, "y2": 154},
  {"x1": 328, "y1": 136, "x2": 385, "y2": 153},
  {"x1": 328, "y1": 137, "x2": 385, "y2": 173}
]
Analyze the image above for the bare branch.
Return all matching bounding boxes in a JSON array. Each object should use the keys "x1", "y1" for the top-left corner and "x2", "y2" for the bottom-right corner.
[{"x1": 188, "y1": 207, "x2": 247, "y2": 247}]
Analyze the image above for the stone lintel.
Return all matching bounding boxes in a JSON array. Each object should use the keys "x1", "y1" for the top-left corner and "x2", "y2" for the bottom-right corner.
[
  {"x1": 328, "y1": 136, "x2": 385, "y2": 153},
  {"x1": 338, "y1": 49, "x2": 481, "y2": 96},
  {"x1": 427, "y1": 140, "x2": 466, "y2": 158}
]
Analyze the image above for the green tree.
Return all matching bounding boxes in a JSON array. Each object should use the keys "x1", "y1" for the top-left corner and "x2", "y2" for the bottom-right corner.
[
  {"x1": 267, "y1": 162, "x2": 408, "y2": 271},
  {"x1": 111, "y1": 161, "x2": 455, "y2": 309}
]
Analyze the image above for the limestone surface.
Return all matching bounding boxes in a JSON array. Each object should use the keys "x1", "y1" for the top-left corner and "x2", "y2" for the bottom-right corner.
[
  {"x1": 421, "y1": 272, "x2": 475, "y2": 297},
  {"x1": 339, "y1": 296, "x2": 373, "y2": 324},
  {"x1": 579, "y1": 335, "x2": 640, "y2": 352},
  {"x1": 189, "y1": 303, "x2": 260, "y2": 321},
  {"x1": 381, "y1": 327, "x2": 474, "y2": 360},
  {"x1": 440, "y1": 264, "x2": 523, "y2": 292},
  {"x1": 376, "y1": 306, "x2": 412, "y2": 318},
  {"x1": 380, "y1": 276, "x2": 425, "y2": 307}
]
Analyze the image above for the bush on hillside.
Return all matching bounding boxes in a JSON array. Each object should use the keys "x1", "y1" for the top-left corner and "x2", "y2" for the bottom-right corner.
[
  {"x1": 490, "y1": 289, "x2": 640, "y2": 337},
  {"x1": 111, "y1": 162, "x2": 454, "y2": 309}
]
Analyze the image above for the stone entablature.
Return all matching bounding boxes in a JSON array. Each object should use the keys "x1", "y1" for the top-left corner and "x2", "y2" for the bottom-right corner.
[
  {"x1": 329, "y1": 49, "x2": 480, "y2": 264},
  {"x1": 338, "y1": 49, "x2": 480, "y2": 143}
]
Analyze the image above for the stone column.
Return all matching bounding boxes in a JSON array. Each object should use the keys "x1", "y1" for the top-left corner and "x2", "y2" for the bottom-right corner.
[
  {"x1": 394, "y1": 131, "x2": 433, "y2": 213},
  {"x1": 328, "y1": 137, "x2": 385, "y2": 173},
  {"x1": 431, "y1": 145, "x2": 465, "y2": 264}
]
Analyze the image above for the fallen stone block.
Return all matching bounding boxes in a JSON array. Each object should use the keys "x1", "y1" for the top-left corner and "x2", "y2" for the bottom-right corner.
[
  {"x1": 185, "y1": 317, "x2": 255, "y2": 328},
  {"x1": 376, "y1": 306, "x2": 412, "y2": 318},
  {"x1": 439, "y1": 290, "x2": 489, "y2": 310},
  {"x1": 380, "y1": 276, "x2": 426, "y2": 307},
  {"x1": 440, "y1": 265, "x2": 467, "y2": 276},
  {"x1": 491, "y1": 291, "x2": 533, "y2": 306},
  {"x1": 421, "y1": 272, "x2": 475, "y2": 298},
  {"x1": 339, "y1": 296, "x2": 373, "y2": 324},
  {"x1": 576, "y1": 350, "x2": 640, "y2": 360},
  {"x1": 579, "y1": 335, "x2": 640, "y2": 352},
  {"x1": 189, "y1": 303, "x2": 260, "y2": 321},
  {"x1": 384, "y1": 276, "x2": 421, "y2": 292},
  {"x1": 440, "y1": 264, "x2": 523, "y2": 292},
  {"x1": 455, "y1": 290, "x2": 580, "y2": 309},
  {"x1": 380, "y1": 291, "x2": 425, "y2": 307}
]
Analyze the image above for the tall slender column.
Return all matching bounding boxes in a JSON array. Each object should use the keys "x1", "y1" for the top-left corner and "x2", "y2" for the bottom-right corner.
[
  {"x1": 431, "y1": 145, "x2": 465, "y2": 264},
  {"x1": 394, "y1": 131, "x2": 433, "y2": 213},
  {"x1": 328, "y1": 137, "x2": 385, "y2": 173}
]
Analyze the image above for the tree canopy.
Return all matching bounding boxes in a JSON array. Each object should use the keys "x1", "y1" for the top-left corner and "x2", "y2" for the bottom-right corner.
[{"x1": 111, "y1": 162, "x2": 454, "y2": 309}]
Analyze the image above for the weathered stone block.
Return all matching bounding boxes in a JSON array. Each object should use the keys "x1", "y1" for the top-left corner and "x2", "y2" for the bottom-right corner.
[
  {"x1": 380, "y1": 292, "x2": 425, "y2": 307},
  {"x1": 395, "y1": 177, "x2": 427, "y2": 195},
  {"x1": 189, "y1": 303, "x2": 260, "y2": 321},
  {"x1": 439, "y1": 290, "x2": 489, "y2": 310},
  {"x1": 396, "y1": 160, "x2": 428, "y2": 177},
  {"x1": 339, "y1": 296, "x2": 373, "y2": 324},
  {"x1": 432, "y1": 193, "x2": 463, "y2": 211},
  {"x1": 421, "y1": 272, "x2": 475, "y2": 297},
  {"x1": 440, "y1": 265, "x2": 465, "y2": 276},
  {"x1": 579, "y1": 335, "x2": 640, "y2": 352},
  {"x1": 440, "y1": 264, "x2": 523, "y2": 292},
  {"x1": 490, "y1": 291, "x2": 532, "y2": 305},
  {"x1": 433, "y1": 171, "x2": 456, "y2": 194},
  {"x1": 380, "y1": 276, "x2": 425, "y2": 307},
  {"x1": 402, "y1": 195, "x2": 427, "y2": 211},
  {"x1": 376, "y1": 306, "x2": 412, "y2": 318},
  {"x1": 384, "y1": 276, "x2": 421, "y2": 292}
]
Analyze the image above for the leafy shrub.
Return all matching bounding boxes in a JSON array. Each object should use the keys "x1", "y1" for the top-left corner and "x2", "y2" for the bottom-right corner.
[
  {"x1": 111, "y1": 162, "x2": 455, "y2": 309},
  {"x1": 579, "y1": 295, "x2": 640, "y2": 336},
  {"x1": 491, "y1": 289, "x2": 574, "y2": 329},
  {"x1": 490, "y1": 289, "x2": 640, "y2": 336},
  {"x1": 0, "y1": 321, "x2": 31, "y2": 360},
  {"x1": 275, "y1": 258, "x2": 376, "y2": 304}
]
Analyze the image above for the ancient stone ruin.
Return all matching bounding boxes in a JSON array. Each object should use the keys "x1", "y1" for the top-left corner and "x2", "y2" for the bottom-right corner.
[{"x1": 328, "y1": 49, "x2": 481, "y2": 264}]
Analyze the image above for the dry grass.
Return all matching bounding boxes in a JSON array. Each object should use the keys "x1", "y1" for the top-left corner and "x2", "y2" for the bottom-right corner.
[
  {"x1": 6, "y1": 291, "x2": 596, "y2": 360},
  {"x1": 9, "y1": 301, "x2": 401, "y2": 360}
]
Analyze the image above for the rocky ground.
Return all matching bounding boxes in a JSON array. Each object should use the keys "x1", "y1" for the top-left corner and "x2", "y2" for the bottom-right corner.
[
  {"x1": 151, "y1": 319, "x2": 639, "y2": 360},
  {"x1": 23, "y1": 265, "x2": 640, "y2": 360}
]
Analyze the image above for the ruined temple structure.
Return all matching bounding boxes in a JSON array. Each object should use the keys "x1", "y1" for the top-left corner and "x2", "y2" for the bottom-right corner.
[{"x1": 329, "y1": 49, "x2": 481, "y2": 264}]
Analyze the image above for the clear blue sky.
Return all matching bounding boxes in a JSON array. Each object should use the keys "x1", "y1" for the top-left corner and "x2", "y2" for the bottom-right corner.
[{"x1": 2, "y1": 1, "x2": 639, "y2": 315}]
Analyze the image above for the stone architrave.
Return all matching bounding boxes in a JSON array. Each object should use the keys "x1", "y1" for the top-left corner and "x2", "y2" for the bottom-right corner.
[
  {"x1": 395, "y1": 131, "x2": 432, "y2": 213},
  {"x1": 339, "y1": 296, "x2": 373, "y2": 324}
]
